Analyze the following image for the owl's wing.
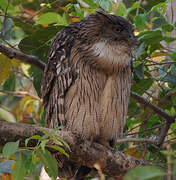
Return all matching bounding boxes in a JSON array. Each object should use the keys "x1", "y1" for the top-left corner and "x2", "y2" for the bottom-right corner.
[{"x1": 41, "y1": 29, "x2": 77, "y2": 128}]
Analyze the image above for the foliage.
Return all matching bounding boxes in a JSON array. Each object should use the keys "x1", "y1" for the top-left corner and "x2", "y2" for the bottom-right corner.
[{"x1": 0, "y1": 0, "x2": 176, "y2": 179}]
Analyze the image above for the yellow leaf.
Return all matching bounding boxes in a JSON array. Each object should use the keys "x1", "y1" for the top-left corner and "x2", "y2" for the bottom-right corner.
[
  {"x1": 71, "y1": 17, "x2": 80, "y2": 22},
  {"x1": 0, "y1": 54, "x2": 11, "y2": 83},
  {"x1": 150, "y1": 52, "x2": 170, "y2": 62},
  {"x1": 125, "y1": 147, "x2": 142, "y2": 159},
  {"x1": 150, "y1": 52, "x2": 170, "y2": 58}
]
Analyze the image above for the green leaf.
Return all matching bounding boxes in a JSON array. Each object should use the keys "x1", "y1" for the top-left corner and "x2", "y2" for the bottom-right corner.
[
  {"x1": 53, "y1": 136, "x2": 71, "y2": 152},
  {"x1": 116, "y1": 2, "x2": 127, "y2": 16},
  {"x1": 135, "y1": 14, "x2": 147, "y2": 31},
  {"x1": 162, "y1": 24, "x2": 174, "y2": 32},
  {"x1": 171, "y1": 52, "x2": 176, "y2": 61},
  {"x1": 127, "y1": 1, "x2": 141, "y2": 15},
  {"x1": 132, "y1": 79, "x2": 153, "y2": 95},
  {"x1": 138, "y1": 30, "x2": 163, "y2": 44},
  {"x1": 12, "y1": 153, "x2": 27, "y2": 180},
  {"x1": 163, "y1": 36, "x2": 176, "y2": 43},
  {"x1": 25, "y1": 135, "x2": 42, "y2": 146},
  {"x1": 0, "y1": 0, "x2": 16, "y2": 14},
  {"x1": 150, "y1": 2, "x2": 167, "y2": 14},
  {"x1": 37, "y1": 149, "x2": 58, "y2": 180},
  {"x1": 40, "y1": 139, "x2": 49, "y2": 152},
  {"x1": 48, "y1": 145, "x2": 69, "y2": 157},
  {"x1": 134, "y1": 63, "x2": 144, "y2": 79},
  {"x1": 42, "y1": 129, "x2": 54, "y2": 137},
  {"x1": 2, "y1": 141, "x2": 19, "y2": 158},
  {"x1": 124, "y1": 166, "x2": 164, "y2": 180},
  {"x1": 36, "y1": 12, "x2": 68, "y2": 26}
]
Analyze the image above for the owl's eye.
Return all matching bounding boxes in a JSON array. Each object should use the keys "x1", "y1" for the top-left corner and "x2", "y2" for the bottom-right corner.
[{"x1": 113, "y1": 27, "x2": 121, "y2": 33}]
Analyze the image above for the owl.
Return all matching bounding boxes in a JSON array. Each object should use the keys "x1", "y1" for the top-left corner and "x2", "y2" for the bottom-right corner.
[{"x1": 41, "y1": 9, "x2": 137, "y2": 179}]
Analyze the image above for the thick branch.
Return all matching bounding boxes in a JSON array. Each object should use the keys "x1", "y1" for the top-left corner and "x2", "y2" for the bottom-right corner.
[
  {"x1": 0, "y1": 44, "x2": 45, "y2": 71},
  {"x1": 0, "y1": 121, "x2": 148, "y2": 177}
]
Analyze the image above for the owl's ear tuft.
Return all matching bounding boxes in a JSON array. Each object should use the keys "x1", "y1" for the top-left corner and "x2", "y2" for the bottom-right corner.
[
  {"x1": 96, "y1": 7, "x2": 107, "y2": 14},
  {"x1": 96, "y1": 8, "x2": 112, "y2": 23}
]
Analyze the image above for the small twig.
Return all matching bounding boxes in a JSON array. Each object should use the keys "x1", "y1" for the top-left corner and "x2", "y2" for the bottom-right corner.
[
  {"x1": 136, "y1": 0, "x2": 142, "y2": 16},
  {"x1": 0, "y1": 14, "x2": 37, "y2": 29},
  {"x1": 125, "y1": 122, "x2": 165, "y2": 136},
  {"x1": 0, "y1": 44, "x2": 45, "y2": 71},
  {"x1": 0, "y1": 90, "x2": 42, "y2": 102},
  {"x1": 116, "y1": 137, "x2": 157, "y2": 144}
]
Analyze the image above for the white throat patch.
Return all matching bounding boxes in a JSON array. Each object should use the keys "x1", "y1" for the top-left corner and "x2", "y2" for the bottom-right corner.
[{"x1": 91, "y1": 41, "x2": 131, "y2": 67}]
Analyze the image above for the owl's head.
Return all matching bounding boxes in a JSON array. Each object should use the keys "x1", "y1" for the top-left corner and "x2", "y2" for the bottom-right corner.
[{"x1": 84, "y1": 9, "x2": 138, "y2": 47}]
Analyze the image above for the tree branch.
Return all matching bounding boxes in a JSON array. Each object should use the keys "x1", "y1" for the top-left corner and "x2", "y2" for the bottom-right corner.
[
  {"x1": 0, "y1": 44, "x2": 45, "y2": 71},
  {"x1": 0, "y1": 121, "x2": 148, "y2": 177}
]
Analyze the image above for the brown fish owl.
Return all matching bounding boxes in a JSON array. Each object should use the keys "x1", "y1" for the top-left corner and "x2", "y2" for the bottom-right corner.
[{"x1": 42, "y1": 10, "x2": 137, "y2": 147}]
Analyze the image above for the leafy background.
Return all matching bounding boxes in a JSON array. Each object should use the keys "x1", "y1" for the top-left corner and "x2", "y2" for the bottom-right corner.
[{"x1": 0, "y1": 0, "x2": 176, "y2": 179}]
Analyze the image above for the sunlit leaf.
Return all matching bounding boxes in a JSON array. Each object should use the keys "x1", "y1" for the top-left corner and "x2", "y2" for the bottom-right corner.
[
  {"x1": 0, "y1": 108, "x2": 16, "y2": 123},
  {"x1": 36, "y1": 12, "x2": 68, "y2": 26}
]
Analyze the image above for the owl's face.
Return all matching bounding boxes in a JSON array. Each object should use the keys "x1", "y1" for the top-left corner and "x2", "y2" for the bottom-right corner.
[{"x1": 85, "y1": 10, "x2": 138, "y2": 48}]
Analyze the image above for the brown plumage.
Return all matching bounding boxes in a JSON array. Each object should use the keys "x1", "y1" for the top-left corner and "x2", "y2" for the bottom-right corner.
[{"x1": 41, "y1": 9, "x2": 137, "y2": 179}]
